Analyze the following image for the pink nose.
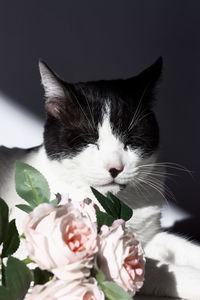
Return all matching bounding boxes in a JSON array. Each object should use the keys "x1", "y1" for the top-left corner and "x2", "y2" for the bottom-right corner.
[
  {"x1": 105, "y1": 152, "x2": 124, "y2": 178},
  {"x1": 108, "y1": 167, "x2": 124, "y2": 178}
]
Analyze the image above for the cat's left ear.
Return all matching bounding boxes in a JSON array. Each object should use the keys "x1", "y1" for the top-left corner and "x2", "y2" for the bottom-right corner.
[
  {"x1": 39, "y1": 61, "x2": 68, "y2": 118},
  {"x1": 137, "y1": 56, "x2": 162, "y2": 86},
  {"x1": 126, "y1": 57, "x2": 163, "y2": 106}
]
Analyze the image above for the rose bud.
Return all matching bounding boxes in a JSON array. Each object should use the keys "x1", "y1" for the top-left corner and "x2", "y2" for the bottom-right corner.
[{"x1": 97, "y1": 219, "x2": 145, "y2": 296}]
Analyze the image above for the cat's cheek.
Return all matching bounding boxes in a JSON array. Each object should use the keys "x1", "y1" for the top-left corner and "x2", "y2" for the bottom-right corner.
[{"x1": 74, "y1": 146, "x2": 103, "y2": 173}]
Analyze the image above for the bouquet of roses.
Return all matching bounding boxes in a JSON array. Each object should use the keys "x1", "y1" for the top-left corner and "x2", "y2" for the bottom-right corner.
[{"x1": 0, "y1": 162, "x2": 145, "y2": 300}]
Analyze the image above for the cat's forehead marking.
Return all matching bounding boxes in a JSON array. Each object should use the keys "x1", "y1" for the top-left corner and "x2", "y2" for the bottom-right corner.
[{"x1": 98, "y1": 101, "x2": 122, "y2": 148}]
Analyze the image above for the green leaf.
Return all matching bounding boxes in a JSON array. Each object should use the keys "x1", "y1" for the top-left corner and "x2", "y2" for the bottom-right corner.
[
  {"x1": 120, "y1": 201, "x2": 133, "y2": 221},
  {"x1": 2, "y1": 220, "x2": 20, "y2": 258},
  {"x1": 16, "y1": 204, "x2": 33, "y2": 213},
  {"x1": 96, "y1": 270, "x2": 105, "y2": 284},
  {"x1": 96, "y1": 210, "x2": 115, "y2": 231},
  {"x1": 19, "y1": 233, "x2": 25, "y2": 239},
  {"x1": 1, "y1": 262, "x2": 6, "y2": 286},
  {"x1": 15, "y1": 161, "x2": 50, "y2": 208},
  {"x1": 22, "y1": 256, "x2": 33, "y2": 265},
  {"x1": 92, "y1": 188, "x2": 133, "y2": 222},
  {"x1": 50, "y1": 198, "x2": 58, "y2": 206},
  {"x1": 0, "y1": 286, "x2": 12, "y2": 300},
  {"x1": 106, "y1": 192, "x2": 121, "y2": 218},
  {"x1": 107, "y1": 192, "x2": 133, "y2": 221},
  {"x1": 0, "y1": 198, "x2": 9, "y2": 245},
  {"x1": 33, "y1": 267, "x2": 53, "y2": 285},
  {"x1": 5, "y1": 256, "x2": 32, "y2": 300},
  {"x1": 100, "y1": 281, "x2": 133, "y2": 300},
  {"x1": 91, "y1": 187, "x2": 115, "y2": 216}
]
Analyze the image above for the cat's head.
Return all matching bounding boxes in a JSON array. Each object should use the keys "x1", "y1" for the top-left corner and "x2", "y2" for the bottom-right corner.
[{"x1": 39, "y1": 58, "x2": 162, "y2": 194}]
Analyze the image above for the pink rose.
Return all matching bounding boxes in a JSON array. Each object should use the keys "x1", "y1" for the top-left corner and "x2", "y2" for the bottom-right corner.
[
  {"x1": 24, "y1": 202, "x2": 98, "y2": 280},
  {"x1": 97, "y1": 219, "x2": 145, "y2": 296},
  {"x1": 25, "y1": 277, "x2": 105, "y2": 300},
  {"x1": 59, "y1": 195, "x2": 97, "y2": 224}
]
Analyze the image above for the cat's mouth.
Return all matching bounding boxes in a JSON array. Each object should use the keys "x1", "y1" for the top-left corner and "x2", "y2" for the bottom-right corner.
[
  {"x1": 92, "y1": 181, "x2": 127, "y2": 195},
  {"x1": 96, "y1": 182, "x2": 126, "y2": 190}
]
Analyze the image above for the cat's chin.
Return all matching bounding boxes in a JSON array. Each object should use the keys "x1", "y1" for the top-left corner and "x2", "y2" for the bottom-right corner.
[{"x1": 94, "y1": 182, "x2": 126, "y2": 195}]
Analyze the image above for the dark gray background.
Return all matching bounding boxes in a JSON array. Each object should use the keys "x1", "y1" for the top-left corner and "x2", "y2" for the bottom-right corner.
[{"x1": 0, "y1": 1, "x2": 199, "y2": 223}]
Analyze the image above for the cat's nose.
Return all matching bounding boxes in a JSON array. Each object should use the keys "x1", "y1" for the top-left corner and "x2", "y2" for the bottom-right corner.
[
  {"x1": 104, "y1": 152, "x2": 124, "y2": 178},
  {"x1": 109, "y1": 167, "x2": 124, "y2": 178}
]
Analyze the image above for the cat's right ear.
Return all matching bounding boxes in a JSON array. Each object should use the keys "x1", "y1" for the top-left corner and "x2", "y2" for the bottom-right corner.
[{"x1": 39, "y1": 61, "x2": 68, "y2": 118}]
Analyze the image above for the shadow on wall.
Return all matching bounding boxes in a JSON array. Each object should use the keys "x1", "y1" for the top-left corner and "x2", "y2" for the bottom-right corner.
[{"x1": 0, "y1": 92, "x2": 43, "y2": 148}]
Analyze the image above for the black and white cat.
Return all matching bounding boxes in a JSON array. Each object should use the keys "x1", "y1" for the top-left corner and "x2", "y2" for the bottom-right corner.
[{"x1": 1, "y1": 58, "x2": 200, "y2": 299}]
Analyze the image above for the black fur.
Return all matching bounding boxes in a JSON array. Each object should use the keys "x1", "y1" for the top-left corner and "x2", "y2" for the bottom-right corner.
[{"x1": 42, "y1": 57, "x2": 162, "y2": 159}]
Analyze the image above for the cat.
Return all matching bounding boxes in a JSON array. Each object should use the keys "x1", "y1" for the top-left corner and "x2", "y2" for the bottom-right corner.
[{"x1": 1, "y1": 58, "x2": 200, "y2": 299}]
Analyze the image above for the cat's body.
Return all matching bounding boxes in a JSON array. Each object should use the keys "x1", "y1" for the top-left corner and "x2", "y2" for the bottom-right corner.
[{"x1": 1, "y1": 58, "x2": 200, "y2": 299}]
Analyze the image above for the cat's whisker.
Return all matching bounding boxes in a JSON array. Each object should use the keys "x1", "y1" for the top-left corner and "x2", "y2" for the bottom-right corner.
[
  {"x1": 140, "y1": 173, "x2": 176, "y2": 205},
  {"x1": 136, "y1": 162, "x2": 193, "y2": 174},
  {"x1": 138, "y1": 170, "x2": 178, "y2": 183},
  {"x1": 80, "y1": 87, "x2": 96, "y2": 130},
  {"x1": 138, "y1": 168, "x2": 176, "y2": 176},
  {"x1": 134, "y1": 111, "x2": 152, "y2": 126},
  {"x1": 127, "y1": 106, "x2": 143, "y2": 133},
  {"x1": 68, "y1": 86, "x2": 95, "y2": 132},
  {"x1": 128, "y1": 111, "x2": 152, "y2": 133},
  {"x1": 137, "y1": 176, "x2": 170, "y2": 206},
  {"x1": 142, "y1": 175, "x2": 176, "y2": 203},
  {"x1": 134, "y1": 178, "x2": 154, "y2": 203},
  {"x1": 127, "y1": 91, "x2": 144, "y2": 131},
  {"x1": 127, "y1": 81, "x2": 152, "y2": 132},
  {"x1": 135, "y1": 162, "x2": 193, "y2": 183},
  {"x1": 133, "y1": 178, "x2": 151, "y2": 203},
  {"x1": 123, "y1": 165, "x2": 177, "y2": 202},
  {"x1": 127, "y1": 99, "x2": 143, "y2": 132}
]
